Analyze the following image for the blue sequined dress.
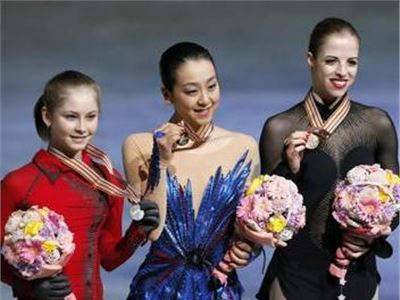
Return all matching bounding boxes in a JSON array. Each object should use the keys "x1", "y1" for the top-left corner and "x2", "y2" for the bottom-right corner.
[{"x1": 127, "y1": 152, "x2": 251, "y2": 300}]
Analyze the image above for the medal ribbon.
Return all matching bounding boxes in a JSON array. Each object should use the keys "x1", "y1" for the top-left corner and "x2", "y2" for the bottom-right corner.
[
  {"x1": 304, "y1": 91, "x2": 351, "y2": 136},
  {"x1": 48, "y1": 144, "x2": 139, "y2": 203},
  {"x1": 182, "y1": 121, "x2": 214, "y2": 143}
]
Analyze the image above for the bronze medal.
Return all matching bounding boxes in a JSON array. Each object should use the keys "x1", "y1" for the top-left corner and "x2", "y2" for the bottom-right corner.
[
  {"x1": 306, "y1": 133, "x2": 320, "y2": 149},
  {"x1": 304, "y1": 91, "x2": 351, "y2": 150}
]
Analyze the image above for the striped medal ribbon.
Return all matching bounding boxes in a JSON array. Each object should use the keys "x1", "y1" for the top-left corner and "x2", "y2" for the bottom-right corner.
[
  {"x1": 48, "y1": 145, "x2": 139, "y2": 204},
  {"x1": 304, "y1": 91, "x2": 351, "y2": 149},
  {"x1": 176, "y1": 121, "x2": 214, "y2": 148}
]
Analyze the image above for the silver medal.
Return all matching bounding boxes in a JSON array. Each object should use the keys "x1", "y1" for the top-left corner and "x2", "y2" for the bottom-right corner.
[
  {"x1": 129, "y1": 204, "x2": 144, "y2": 221},
  {"x1": 306, "y1": 133, "x2": 320, "y2": 149}
]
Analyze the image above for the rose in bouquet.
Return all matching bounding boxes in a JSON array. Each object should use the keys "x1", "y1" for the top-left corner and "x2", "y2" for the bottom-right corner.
[
  {"x1": 329, "y1": 164, "x2": 400, "y2": 279},
  {"x1": 211, "y1": 174, "x2": 306, "y2": 286},
  {"x1": 2, "y1": 205, "x2": 76, "y2": 299}
]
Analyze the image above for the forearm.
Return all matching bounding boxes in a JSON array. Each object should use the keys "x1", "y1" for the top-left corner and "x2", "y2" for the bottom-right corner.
[{"x1": 101, "y1": 224, "x2": 147, "y2": 271}]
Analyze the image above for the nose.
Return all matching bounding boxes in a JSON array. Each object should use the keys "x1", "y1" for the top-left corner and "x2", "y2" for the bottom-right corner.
[
  {"x1": 75, "y1": 118, "x2": 87, "y2": 133},
  {"x1": 335, "y1": 62, "x2": 347, "y2": 77},
  {"x1": 198, "y1": 89, "x2": 212, "y2": 106}
]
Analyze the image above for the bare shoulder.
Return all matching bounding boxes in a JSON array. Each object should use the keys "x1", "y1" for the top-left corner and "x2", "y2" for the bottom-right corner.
[
  {"x1": 122, "y1": 132, "x2": 154, "y2": 157},
  {"x1": 215, "y1": 127, "x2": 258, "y2": 151}
]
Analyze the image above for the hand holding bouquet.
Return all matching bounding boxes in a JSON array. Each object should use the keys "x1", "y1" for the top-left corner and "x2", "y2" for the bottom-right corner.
[
  {"x1": 211, "y1": 174, "x2": 306, "y2": 286},
  {"x1": 2, "y1": 206, "x2": 76, "y2": 299},
  {"x1": 236, "y1": 174, "x2": 306, "y2": 245},
  {"x1": 329, "y1": 164, "x2": 400, "y2": 278}
]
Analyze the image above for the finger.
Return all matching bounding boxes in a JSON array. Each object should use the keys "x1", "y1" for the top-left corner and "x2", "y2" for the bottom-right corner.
[
  {"x1": 342, "y1": 234, "x2": 368, "y2": 246},
  {"x1": 294, "y1": 145, "x2": 306, "y2": 153},
  {"x1": 342, "y1": 241, "x2": 367, "y2": 252},
  {"x1": 143, "y1": 210, "x2": 160, "y2": 217},
  {"x1": 48, "y1": 288, "x2": 72, "y2": 298},
  {"x1": 275, "y1": 239, "x2": 288, "y2": 247},
  {"x1": 233, "y1": 240, "x2": 253, "y2": 252},
  {"x1": 285, "y1": 137, "x2": 308, "y2": 147},
  {"x1": 230, "y1": 247, "x2": 250, "y2": 260},
  {"x1": 141, "y1": 216, "x2": 160, "y2": 225},
  {"x1": 230, "y1": 251, "x2": 250, "y2": 264},
  {"x1": 140, "y1": 200, "x2": 158, "y2": 208},
  {"x1": 50, "y1": 281, "x2": 71, "y2": 290}
]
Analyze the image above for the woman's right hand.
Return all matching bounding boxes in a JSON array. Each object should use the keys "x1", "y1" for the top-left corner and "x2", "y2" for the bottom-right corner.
[
  {"x1": 153, "y1": 122, "x2": 185, "y2": 165},
  {"x1": 284, "y1": 131, "x2": 309, "y2": 174},
  {"x1": 239, "y1": 222, "x2": 287, "y2": 248}
]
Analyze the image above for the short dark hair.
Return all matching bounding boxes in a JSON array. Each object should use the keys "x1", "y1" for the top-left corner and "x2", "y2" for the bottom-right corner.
[
  {"x1": 159, "y1": 41, "x2": 216, "y2": 92},
  {"x1": 34, "y1": 70, "x2": 101, "y2": 141},
  {"x1": 308, "y1": 17, "x2": 361, "y2": 57}
]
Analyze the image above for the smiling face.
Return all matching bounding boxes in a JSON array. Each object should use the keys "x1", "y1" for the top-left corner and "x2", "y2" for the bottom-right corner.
[
  {"x1": 42, "y1": 85, "x2": 99, "y2": 159},
  {"x1": 163, "y1": 58, "x2": 220, "y2": 130},
  {"x1": 308, "y1": 31, "x2": 359, "y2": 102}
]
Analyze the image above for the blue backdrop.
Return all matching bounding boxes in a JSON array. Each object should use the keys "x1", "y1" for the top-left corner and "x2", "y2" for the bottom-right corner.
[{"x1": 1, "y1": 2, "x2": 398, "y2": 299}]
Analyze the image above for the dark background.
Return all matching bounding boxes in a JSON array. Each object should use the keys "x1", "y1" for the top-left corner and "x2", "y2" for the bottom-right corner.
[{"x1": 1, "y1": 1, "x2": 398, "y2": 299}]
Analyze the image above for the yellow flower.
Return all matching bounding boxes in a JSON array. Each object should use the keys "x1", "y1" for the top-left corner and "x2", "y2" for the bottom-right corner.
[
  {"x1": 266, "y1": 214, "x2": 287, "y2": 233},
  {"x1": 378, "y1": 189, "x2": 390, "y2": 203},
  {"x1": 24, "y1": 221, "x2": 43, "y2": 236},
  {"x1": 246, "y1": 176, "x2": 265, "y2": 196},
  {"x1": 386, "y1": 172, "x2": 400, "y2": 185},
  {"x1": 42, "y1": 240, "x2": 58, "y2": 253}
]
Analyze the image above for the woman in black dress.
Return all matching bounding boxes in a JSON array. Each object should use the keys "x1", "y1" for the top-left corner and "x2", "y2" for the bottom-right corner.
[{"x1": 256, "y1": 17, "x2": 399, "y2": 300}]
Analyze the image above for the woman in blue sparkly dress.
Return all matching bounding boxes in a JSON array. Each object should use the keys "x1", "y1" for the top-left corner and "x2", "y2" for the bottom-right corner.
[{"x1": 122, "y1": 42, "x2": 260, "y2": 299}]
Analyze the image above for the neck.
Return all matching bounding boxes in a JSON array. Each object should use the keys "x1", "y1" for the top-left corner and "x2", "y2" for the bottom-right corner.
[
  {"x1": 48, "y1": 144, "x2": 82, "y2": 160},
  {"x1": 311, "y1": 89, "x2": 343, "y2": 108},
  {"x1": 169, "y1": 113, "x2": 211, "y2": 135}
]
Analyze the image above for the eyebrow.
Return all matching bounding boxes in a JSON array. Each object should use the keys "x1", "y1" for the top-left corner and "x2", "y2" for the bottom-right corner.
[
  {"x1": 181, "y1": 76, "x2": 217, "y2": 87},
  {"x1": 324, "y1": 55, "x2": 359, "y2": 59},
  {"x1": 62, "y1": 110, "x2": 98, "y2": 114}
]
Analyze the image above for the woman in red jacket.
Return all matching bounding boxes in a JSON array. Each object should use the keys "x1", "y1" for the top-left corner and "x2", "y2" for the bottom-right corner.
[{"x1": 1, "y1": 70, "x2": 159, "y2": 300}]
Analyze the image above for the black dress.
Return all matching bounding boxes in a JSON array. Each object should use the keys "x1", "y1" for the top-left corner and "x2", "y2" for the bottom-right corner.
[{"x1": 257, "y1": 98, "x2": 399, "y2": 300}]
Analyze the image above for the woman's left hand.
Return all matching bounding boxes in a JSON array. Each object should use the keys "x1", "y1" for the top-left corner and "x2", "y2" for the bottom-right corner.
[
  {"x1": 227, "y1": 240, "x2": 254, "y2": 269},
  {"x1": 341, "y1": 231, "x2": 372, "y2": 259}
]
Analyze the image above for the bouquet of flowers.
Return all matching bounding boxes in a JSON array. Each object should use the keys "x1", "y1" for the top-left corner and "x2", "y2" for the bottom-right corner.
[
  {"x1": 329, "y1": 164, "x2": 400, "y2": 278},
  {"x1": 2, "y1": 206, "x2": 76, "y2": 299},
  {"x1": 236, "y1": 174, "x2": 306, "y2": 241},
  {"x1": 211, "y1": 174, "x2": 306, "y2": 286}
]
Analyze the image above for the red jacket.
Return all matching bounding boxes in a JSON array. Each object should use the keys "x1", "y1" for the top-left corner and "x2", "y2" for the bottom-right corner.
[{"x1": 1, "y1": 149, "x2": 146, "y2": 300}]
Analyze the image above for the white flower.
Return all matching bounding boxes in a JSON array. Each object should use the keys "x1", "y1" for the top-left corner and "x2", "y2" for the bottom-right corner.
[
  {"x1": 21, "y1": 210, "x2": 41, "y2": 224},
  {"x1": 5, "y1": 213, "x2": 22, "y2": 233},
  {"x1": 347, "y1": 167, "x2": 368, "y2": 184},
  {"x1": 367, "y1": 169, "x2": 387, "y2": 184},
  {"x1": 279, "y1": 229, "x2": 293, "y2": 241},
  {"x1": 45, "y1": 250, "x2": 61, "y2": 264}
]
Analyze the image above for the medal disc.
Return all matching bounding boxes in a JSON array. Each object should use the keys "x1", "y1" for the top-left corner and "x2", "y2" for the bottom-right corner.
[
  {"x1": 306, "y1": 133, "x2": 320, "y2": 149},
  {"x1": 177, "y1": 134, "x2": 189, "y2": 146},
  {"x1": 130, "y1": 204, "x2": 144, "y2": 221}
]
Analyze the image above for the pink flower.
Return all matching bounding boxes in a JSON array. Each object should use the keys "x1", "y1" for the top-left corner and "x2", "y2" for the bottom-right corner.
[
  {"x1": 237, "y1": 196, "x2": 254, "y2": 222},
  {"x1": 251, "y1": 196, "x2": 272, "y2": 222}
]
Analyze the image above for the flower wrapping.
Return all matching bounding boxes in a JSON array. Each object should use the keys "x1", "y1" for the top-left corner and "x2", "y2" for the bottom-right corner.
[
  {"x1": 329, "y1": 164, "x2": 400, "y2": 278},
  {"x1": 211, "y1": 174, "x2": 305, "y2": 287}
]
